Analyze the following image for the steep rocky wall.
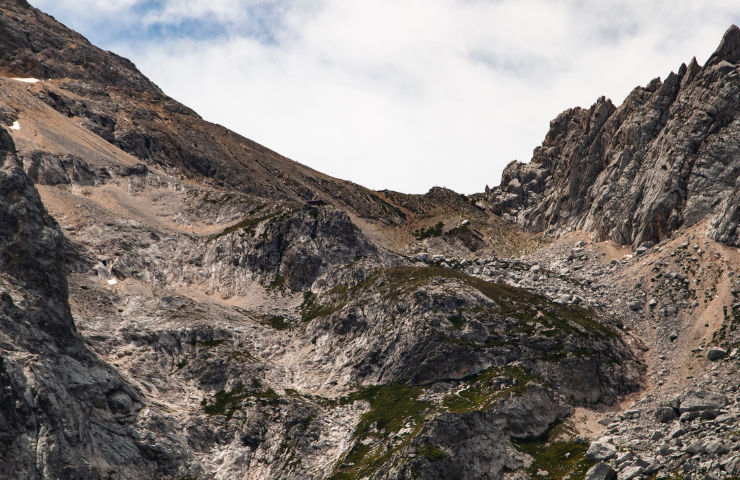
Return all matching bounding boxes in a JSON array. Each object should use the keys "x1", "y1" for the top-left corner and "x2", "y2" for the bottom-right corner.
[
  {"x1": 0, "y1": 127, "x2": 188, "y2": 479},
  {"x1": 487, "y1": 25, "x2": 740, "y2": 248}
]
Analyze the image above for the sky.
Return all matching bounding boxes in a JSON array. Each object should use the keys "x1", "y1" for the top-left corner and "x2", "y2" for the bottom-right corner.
[{"x1": 30, "y1": 1, "x2": 740, "y2": 194}]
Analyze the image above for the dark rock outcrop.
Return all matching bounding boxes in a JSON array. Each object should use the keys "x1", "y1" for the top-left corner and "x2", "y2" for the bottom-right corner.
[
  {"x1": 23, "y1": 150, "x2": 99, "y2": 186},
  {"x1": 304, "y1": 266, "x2": 642, "y2": 404}
]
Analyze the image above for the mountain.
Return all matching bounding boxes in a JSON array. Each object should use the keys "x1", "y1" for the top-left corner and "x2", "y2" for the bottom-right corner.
[
  {"x1": 0, "y1": 0, "x2": 525, "y2": 240},
  {"x1": 484, "y1": 26, "x2": 740, "y2": 250},
  {"x1": 0, "y1": 1, "x2": 738, "y2": 479}
]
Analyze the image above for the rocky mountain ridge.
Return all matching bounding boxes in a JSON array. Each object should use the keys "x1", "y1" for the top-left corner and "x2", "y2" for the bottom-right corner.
[
  {"x1": 0, "y1": 1, "x2": 739, "y2": 479},
  {"x1": 0, "y1": 0, "x2": 497, "y2": 232},
  {"x1": 484, "y1": 25, "x2": 740, "y2": 251}
]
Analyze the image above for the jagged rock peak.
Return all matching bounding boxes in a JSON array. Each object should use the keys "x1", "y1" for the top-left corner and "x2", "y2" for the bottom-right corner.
[
  {"x1": 708, "y1": 24, "x2": 740, "y2": 65},
  {"x1": 485, "y1": 25, "x2": 740, "y2": 248}
]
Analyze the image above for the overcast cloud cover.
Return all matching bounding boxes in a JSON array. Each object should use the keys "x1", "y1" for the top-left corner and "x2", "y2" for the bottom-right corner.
[{"x1": 31, "y1": 0, "x2": 740, "y2": 193}]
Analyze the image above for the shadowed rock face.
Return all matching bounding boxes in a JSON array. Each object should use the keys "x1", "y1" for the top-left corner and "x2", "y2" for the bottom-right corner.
[
  {"x1": 0, "y1": 128, "x2": 189, "y2": 480},
  {"x1": 0, "y1": 126, "x2": 75, "y2": 347},
  {"x1": 487, "y1": 25, "x2": 740, "y2": 248}
]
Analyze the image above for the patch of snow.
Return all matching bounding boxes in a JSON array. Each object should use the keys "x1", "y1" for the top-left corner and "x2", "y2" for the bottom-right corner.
[
  {"x1": 107, "y1": 279, "x2": 118, "y2": 286},
  {"x1": 11, "y1": 77, "x2": 40, "y2": 84},
  {"x1": 9, "y1": 121, "x2": 20, "y2": 130}
]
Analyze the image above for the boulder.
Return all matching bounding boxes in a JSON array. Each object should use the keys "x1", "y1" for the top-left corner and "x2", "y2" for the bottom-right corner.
[
  {"x1": 107, "y1": 390, "x2": 133, "y2": 414},
  {"x1": 655, "y1": 407, "x2": 678, "y2": 423},
  {"x1": 685, "y1": 439, "x2": 705, "y2": 454},
  {"x1": 678, "y1": 391, "x2": 727, "y2": 413},
  {"x1": 705, "y1": 440, "x2": 728, "y2": 456},
  {"x1": 586, "y1": 439, "x2": 617, "y2": 462},
  {"x1": 700, "y1": 409, "x2": 719, "y2": 420},
  {"x1": 584, "y1": 462, "x2": 617, "y2": 480},
  {"x1": 628, "y1": 300, "x2": 643, "y2": 311},
  {"x1": 706, "y1": 347, "x2": 727, "y2": 361},
  {"x1": 120, "y1": 163, "x2": 148, "y2": 176},
  {"x1": 620, "y1": 465, "x2": 643, "y2": 480},
  {"x1": 680, "y1": 411, "x2": 700, "y2": 422}
]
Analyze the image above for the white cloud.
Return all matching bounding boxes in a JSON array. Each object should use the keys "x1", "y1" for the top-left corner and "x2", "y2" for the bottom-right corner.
[
  {"x1": 30, "y1": 0, "x2": 740, "y2": 193},
  {"x1": 30, "y1": 0, "x2": 141, "y2": 40},
  {"x1": 144, "y1": 0, "x2": 287, "y2": 24},
  {"x1": 32, "y1": 0, "x2": 139, "y2": 18}
]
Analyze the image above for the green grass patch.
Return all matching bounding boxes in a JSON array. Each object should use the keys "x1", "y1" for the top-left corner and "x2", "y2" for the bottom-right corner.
[
  {"x1": 195, "y1": 338, "x2": 224, "y2": 349},
  {"x1": 513, "y1": 420, "x2": 594, "y2": 480},
  {"x1": 267, "y1": 276, "x2": 288, "y2": 294},
  {"x1": 300, "y1": 291, "x2": 347, "y2": 322},
  {"x1": 516, "y1": 440, "x2": 594, "y2": 479},
  {"x1": 330, "y1": 384, "x2": 431, "y2": 479},
  {"x1": 330, "y1": 366, "x2": 543, "y2": 479},
  {"x1": 208, "y1": 213, "x2": 277, "y2": 241},
  {"x1": 448, "y1": 312, "x2": 465, "y2": 329},
  {"x1": 443, "y1": 365, "x2": 536, "y2": 413},
  {"x1": 263, "y1": 315, "x2": 290, "y2": 330},
  {"x1": 202, "y1": 386, "x2": 280, "y2": 419},
  {"x1": 414, "y1": 221, "x2": 444, "y2": 240},
  {"x1": 362, "y1": 266, "x2": 616, "y2": 339},
  {"x1": 201, "y1": 387, "x2": 248, "y2": 419},
  {"x1": 253, "y1": 388, "x2": 281, "y2": 402},
  {"x1": 541, "y1": 349, "x2": 594, "y2": 362},
  {"x1": 297, "y1": 265, "x2": 617, "y2": 346},
  {"x1": 327, "y1": 283, "x2": 350, "y2": 295},
  {"x1": 349, "y1": 384, "x2": 430, "y2": 438},
  {"x1": 418, "y1": 442, "x2": 447, "y2": 461}
]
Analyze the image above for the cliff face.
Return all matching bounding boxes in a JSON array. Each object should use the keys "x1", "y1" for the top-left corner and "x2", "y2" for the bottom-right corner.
[
  {"x1": 487, "y1": 25, "x2": 740, "y2": 248},
  {"x1": 0, "y1": 128, "x2": 193, "y2": 479}
]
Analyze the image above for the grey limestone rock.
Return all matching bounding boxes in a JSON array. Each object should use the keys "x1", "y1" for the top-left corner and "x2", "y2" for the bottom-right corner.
[
  {"x1": 585, "y1": 462, "x2": 617, "y2": 480},
  {"x1": 678, "y1": 390, "x2": 728, "y2": 413},
  {"x1": 586, "y1": 438, "x2": 617, "y2": 461},
  {"x1": 23, "y1": 151, "x2": 99, "y2": 186},
  {"x1": 619, "y1": 465, "x2": 643, "y2": 480},
  {"x1": 3, "y1": 0, "x2": 739, "y2": 478},
  {"x1": 724, "y1": 455, "x2": 740, "y2": 475}
]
